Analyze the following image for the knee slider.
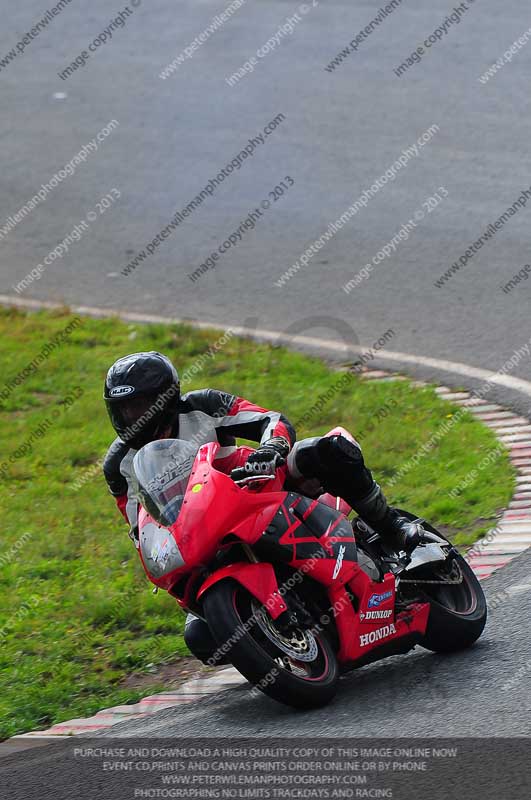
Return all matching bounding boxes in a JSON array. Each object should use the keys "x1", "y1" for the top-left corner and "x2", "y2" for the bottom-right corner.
[
  {"x1": 184, "y1": 614, "x2": 216, "y2": 661},
  {"x1": 317, "y1": 435, "x2": 373, "y2": 497},
  {"x1": 317, "y1": 434, "x2": 364, "y2": 467}
]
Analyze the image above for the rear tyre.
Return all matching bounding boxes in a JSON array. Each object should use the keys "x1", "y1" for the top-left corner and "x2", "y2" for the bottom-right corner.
[
  {"x1": 203, "y1": 580, "x2": 339, "y2": 709},
  {"x1": 416, "y1": 554, "x2": 487, "y2": 652},
  {"x1": 394, "y1": 510, "x2": 487, "y2": 653}
]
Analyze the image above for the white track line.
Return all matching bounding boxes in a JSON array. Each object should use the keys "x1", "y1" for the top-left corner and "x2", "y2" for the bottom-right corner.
[{"x1": 2, "y1": 294, "x2": 531, "y2": 398}]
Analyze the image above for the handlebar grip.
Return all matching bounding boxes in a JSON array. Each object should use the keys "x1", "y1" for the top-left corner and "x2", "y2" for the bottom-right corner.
[{"x1": 230, "y1": 467, "x2": 248, "y2": 482}]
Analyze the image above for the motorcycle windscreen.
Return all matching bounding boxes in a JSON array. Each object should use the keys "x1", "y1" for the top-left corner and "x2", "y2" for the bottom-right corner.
[{"x1": 132, "y1": 438, "x2": 198, "y2": 526}]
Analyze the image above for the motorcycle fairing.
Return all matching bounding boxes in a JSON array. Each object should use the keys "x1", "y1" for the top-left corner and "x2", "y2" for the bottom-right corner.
[{"x1": 135, "y1": 439, "x2": 431, "y2": 666}]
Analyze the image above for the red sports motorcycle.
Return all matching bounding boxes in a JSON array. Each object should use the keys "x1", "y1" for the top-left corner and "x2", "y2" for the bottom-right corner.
[{"x1": 132, "y1": 427, "x2": 486, "y2": 709}]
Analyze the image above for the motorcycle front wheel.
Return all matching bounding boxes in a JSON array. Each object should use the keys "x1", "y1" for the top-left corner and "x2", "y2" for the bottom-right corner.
[{"x1": 203, "y1": 580, "x2": 339, "y2": 709}]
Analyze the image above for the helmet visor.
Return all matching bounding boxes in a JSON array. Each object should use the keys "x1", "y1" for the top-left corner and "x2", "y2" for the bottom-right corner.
[
  {"x1": 120, "y1": 395, "x2": 160, "y2": 427},
  {"x1": 106, "y1": 393, "x2": 163, "y2": 446}
]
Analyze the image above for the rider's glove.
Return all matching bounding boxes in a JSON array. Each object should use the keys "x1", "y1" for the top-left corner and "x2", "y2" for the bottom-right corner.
[{"x1": 244, "y1": 436, "x2": 290, "y2": 475}]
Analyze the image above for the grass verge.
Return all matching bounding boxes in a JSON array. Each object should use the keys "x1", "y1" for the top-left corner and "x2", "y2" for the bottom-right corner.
[{"x1": 0, "y1": 307, "x2": 515, "y2": 738}]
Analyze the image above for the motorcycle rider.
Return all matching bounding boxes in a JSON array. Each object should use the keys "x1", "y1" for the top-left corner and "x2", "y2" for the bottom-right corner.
[{"x1": 103, "y1": 351, "x2": 422, "y2": 663}]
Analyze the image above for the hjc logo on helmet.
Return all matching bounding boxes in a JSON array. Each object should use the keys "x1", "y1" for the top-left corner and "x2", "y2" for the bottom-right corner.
[{"x1": 109, "y1": 385, "x2": 135, "y2": 397}]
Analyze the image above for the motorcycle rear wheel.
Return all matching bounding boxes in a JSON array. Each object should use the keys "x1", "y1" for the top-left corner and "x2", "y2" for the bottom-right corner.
[
  {"x1": 411, "y1": 554, "x2": 487, "y2": 652},
  {"x1": 203, "y1": 580, "x2": 339, "y2": 709},
  {"x1": 394, "y1": 510, "x2": 487, "y2": 652}
]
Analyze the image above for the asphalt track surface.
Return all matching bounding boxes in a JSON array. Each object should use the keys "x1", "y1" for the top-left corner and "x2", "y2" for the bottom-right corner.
[
  {"x1": 1, "y1": 0, "x2": 531, "y2": 785},
  {"x1": 1, "y1": 0, "x2": 531, "y2": 403},
  {"x1": 0, "y1": 550, "x2": 530, "y2": 799}
]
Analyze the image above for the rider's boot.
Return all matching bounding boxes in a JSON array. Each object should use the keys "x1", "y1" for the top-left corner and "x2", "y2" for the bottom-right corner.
[{"x1": 350, "y1": 482, "x2": 423, "y2": 553}]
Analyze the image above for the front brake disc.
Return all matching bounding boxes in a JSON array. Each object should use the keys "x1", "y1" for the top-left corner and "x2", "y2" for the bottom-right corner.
[{"x1": 251, "y1": 601, "x2": 319, "y2": 662}]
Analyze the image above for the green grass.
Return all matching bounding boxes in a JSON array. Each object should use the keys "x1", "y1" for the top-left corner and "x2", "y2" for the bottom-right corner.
[{"x1": 0, "y1": 307, "x2": 515, "y2": 738}]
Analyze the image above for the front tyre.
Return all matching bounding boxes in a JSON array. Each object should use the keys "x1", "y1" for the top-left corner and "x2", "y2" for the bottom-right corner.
[
  {"x1": 414, "y1": 554, "x2": 487, "y2": 652},
  {"x1": 203, "y1": 580, "x2": 339, "y2": 709}
]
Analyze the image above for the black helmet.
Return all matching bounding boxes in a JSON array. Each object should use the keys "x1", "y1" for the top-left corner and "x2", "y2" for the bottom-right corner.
[{"x1": 104, "y1": 352, "x2": 180, "y2": 449}]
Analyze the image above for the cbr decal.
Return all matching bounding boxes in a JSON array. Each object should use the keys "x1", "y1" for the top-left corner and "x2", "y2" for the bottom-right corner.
[{"x1": 332, "y1": 544, "x2": 346, "y2": 579}]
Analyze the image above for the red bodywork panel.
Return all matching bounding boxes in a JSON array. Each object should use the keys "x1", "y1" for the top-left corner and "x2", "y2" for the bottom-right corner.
[{"x1": 333, "y1": 573, "x2": 429, "y2": 663}]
